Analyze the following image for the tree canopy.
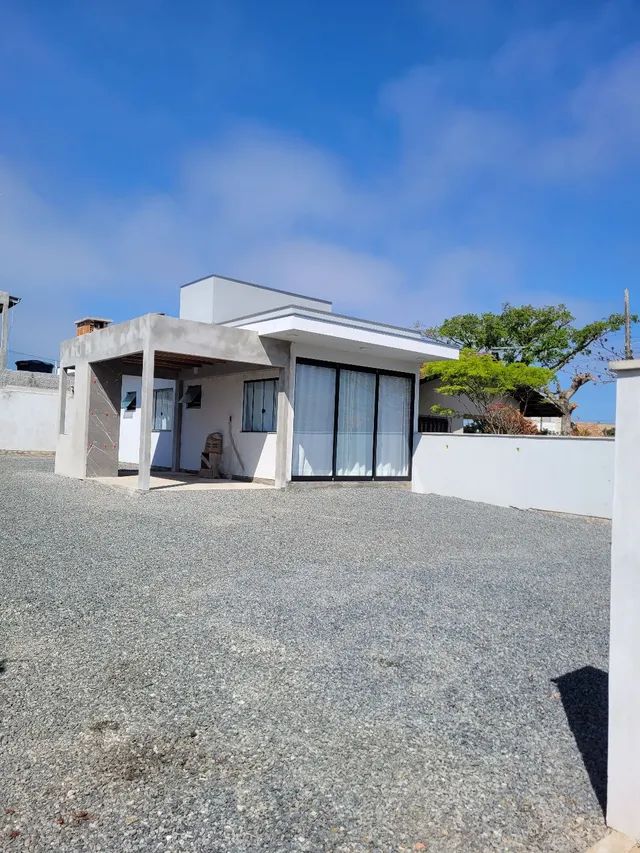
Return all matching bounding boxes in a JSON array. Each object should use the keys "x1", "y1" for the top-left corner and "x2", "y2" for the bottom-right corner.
[
  {"x1": 427, "y1": 303, "x2": 626, "y2": 372},
  {"x1": 422, "y1": 349, "x2": 553, "y2": 433},
  {"x1": 422, "y1": 302, "x2": 630, "y2": 433}
]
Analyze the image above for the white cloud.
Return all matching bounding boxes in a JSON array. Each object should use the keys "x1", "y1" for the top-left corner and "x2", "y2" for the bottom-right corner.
[
  {"x1": 2, "y1": 25, "x2": 640, "y2": 364},
  {"x1": 239, "y1": 239, "x2": 404, "y2": 315},
  {"x1": 537, "y1": 43, "x2": 640, "y2": 178}
]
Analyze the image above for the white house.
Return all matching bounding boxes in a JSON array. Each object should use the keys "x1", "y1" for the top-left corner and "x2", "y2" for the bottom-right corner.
[{"x1": 55, "y1": 274, "x2": 458, "y2": 490}]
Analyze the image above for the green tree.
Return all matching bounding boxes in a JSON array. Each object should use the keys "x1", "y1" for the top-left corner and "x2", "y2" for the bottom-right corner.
[
  {"x1": 422, "y1": 349, "x2": 554, "y2": 434},
  {"x1": 422, "y1": 303, "x2": 630, "y2": 434}
]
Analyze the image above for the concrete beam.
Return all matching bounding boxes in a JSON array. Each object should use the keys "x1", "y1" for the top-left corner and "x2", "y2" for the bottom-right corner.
[{"x1": 58, "y1": 313, "x2": 291, "y2": 370}]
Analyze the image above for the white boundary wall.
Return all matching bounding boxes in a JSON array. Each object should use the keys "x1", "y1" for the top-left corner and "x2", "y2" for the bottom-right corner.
[
  {"x1": 412, "y1": 433, "x2": 615, "y2": 518},
  {"x1": 0, "y1": 373, "x2": 70, "y2": 453}
]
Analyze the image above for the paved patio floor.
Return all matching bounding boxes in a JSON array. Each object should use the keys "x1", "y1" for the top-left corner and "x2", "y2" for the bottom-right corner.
[
  {"x1": 0, "y1": 456, "x2": 610, "y2": 851},
  {"x1": 96, "y1": 470, "x2": 273, "y2": 492}
]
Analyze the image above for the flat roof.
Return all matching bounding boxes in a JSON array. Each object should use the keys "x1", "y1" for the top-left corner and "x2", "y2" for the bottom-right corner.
[
  {"x1": 179, "y1": 272, "x2": 333, "y2": 307},
  {"x1": 223, "y1": 304, "x2": 457, "y2": 349}
]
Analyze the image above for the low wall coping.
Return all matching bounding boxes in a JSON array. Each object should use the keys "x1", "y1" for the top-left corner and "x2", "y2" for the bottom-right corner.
[{"x1": 416, "y1": 432, "x2": 614, "y2": 443}]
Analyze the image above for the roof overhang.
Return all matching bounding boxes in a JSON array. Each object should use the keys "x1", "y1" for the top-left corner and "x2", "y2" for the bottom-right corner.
[
  {"x1": 58, "y1": 313, "x2": 291, "y2": 370},
  {"x1": 224, "y1": 307, "x2": 459, "y2": 363}
]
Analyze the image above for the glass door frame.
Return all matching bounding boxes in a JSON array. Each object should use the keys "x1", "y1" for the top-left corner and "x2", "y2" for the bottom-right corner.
[{"x1": 291, "y1": 357, "x2": 416, "y2": 483}]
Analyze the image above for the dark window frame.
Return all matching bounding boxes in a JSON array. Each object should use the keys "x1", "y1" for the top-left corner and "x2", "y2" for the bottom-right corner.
[
  {"x1": 152, "y1": 387, "x2": 174, "y2": 432},
  {"x1": 122, "y1": 390, "x2": 137, "y2": 412},
  {"x1": 419, "y1": 415, "x2": 449, "y2": 433},
  {"x1": 291, "y1": 357, "x2": 415, "y2": 483},
  {"x1": 242, "y1": 378, "x2": 279, "y2": 433},
  {"x1": 183, "y1": 384, "x2": 202, "y2": 409}
]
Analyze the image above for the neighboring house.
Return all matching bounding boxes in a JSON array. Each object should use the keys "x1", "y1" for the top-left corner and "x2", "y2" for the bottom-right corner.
[
  {"x1": 419, "y1": 378, "x2": 563, "y2": 434},
  {"x1": 55, "y1": 274, "x2": 458, "y2": 490}
]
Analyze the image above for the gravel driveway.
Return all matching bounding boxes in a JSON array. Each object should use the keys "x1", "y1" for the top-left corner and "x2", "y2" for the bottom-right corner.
[{"x1": 1, "y1": 456, "x2": 610, "y2": 852}]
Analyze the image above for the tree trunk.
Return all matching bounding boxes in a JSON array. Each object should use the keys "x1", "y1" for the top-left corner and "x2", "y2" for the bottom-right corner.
[{"x1": 560, "y1": 409, "x2": 572, "y2": 436}]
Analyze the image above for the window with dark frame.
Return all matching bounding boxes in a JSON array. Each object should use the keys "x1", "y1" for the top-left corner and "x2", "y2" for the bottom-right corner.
[
  {"x1": 121, "y1": 391, "x2": 137, "y2": 412},
  {"x1": 182, "y1": 384, "x2": 202, "y2": 409},
  {"x1": 291, "y1": 358, "x2": 415, "y2": 482},
  {"x1": 243, "y1": 378, "x2": 278, "y2": 432},
  {"x1": 152, "y1": 387, "x2": 173, "y2": 431},
  {"x1": 418, "y1": 415, "x2": 449, "y2": 433}
]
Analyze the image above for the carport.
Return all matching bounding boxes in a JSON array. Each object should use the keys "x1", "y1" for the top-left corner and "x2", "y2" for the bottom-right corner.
[{"x1": 55, "y1": 313, "x2": 292, "y2": 491}]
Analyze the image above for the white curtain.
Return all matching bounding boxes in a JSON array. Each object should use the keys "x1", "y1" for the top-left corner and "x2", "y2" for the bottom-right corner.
[
  {"x1": 292, "y1": 363, "x2": 336, "y2": 476},
  {"x1": 335, "y1": 369, "x2": 375, "y2": 476},
  {"x1": 375, "y1": 374, "x2": 411, "y2": 477}
]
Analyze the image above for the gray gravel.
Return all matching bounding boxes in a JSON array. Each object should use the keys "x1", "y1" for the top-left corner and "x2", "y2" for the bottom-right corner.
[{"x1": 0, "y1": 456, "x2": 610, "y2": 852}]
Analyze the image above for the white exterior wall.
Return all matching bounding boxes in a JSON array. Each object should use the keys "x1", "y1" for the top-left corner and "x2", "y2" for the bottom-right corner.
[
  {"x1": 180, "y1": 275, "x2": 331, "y2": 325},
  {"x1": 0, "y1": 384, "x2": 62, "y2": 452},
  {"x1": 116, "y1": 346, "x2": 424, "y2": 481},
  {"x1": 412, "y1": 433, "x2": 615, "y2": 518},
  {"x1": 118, "y1": 375, "x2": 176, "y2": 467},
  {"x1": 180, "y1": 368, "x2": 279, "y2": 480}
]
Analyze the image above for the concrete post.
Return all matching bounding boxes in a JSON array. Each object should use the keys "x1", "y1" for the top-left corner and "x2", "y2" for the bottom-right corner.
[
  {"x1": 607, "y1": 359, "x2": 640, "y2": 838},
  {"x1": 275, "y1": 354, "x2": 293, "y2": 489},
  {"x1": 0, "y1": 292, "x2": 10, "y2": 371},
  {"x1": 57, "y1": 368, "x2": 68, "y2": 435},
  {"x1": 138, "y1": 344, "x2": 155, "y2": 492},
  {"x1": 171, "y1": 378, "x2": 183, "y2": 473}
]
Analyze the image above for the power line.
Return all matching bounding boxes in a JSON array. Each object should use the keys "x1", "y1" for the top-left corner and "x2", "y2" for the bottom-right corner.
[{"x1": 8, "y1": 348, "x2": 58, "y2": 362}]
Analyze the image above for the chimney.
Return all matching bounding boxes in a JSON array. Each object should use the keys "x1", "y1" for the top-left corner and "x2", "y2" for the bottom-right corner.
[{"x1": 74, "y1": 317, "x2": 112, "y2": 337}]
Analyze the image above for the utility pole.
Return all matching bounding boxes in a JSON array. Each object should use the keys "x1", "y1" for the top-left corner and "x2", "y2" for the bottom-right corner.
[
  {"x1": 0, "y1": 291, "x2": 11, "y2": 371},
  {"x1": 624, "y1": 289, "x2": 633, "y2": 360}
]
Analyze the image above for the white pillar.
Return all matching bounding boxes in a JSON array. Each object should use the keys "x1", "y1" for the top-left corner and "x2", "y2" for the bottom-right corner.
[
  {"x1": 275, "y1": 359, "x2": 293, "y2": 489},
  {"x1": 57, "y1": 367, "x2": 68, "y2": 435},
  {"x1": 607, "y1": 359, "x2": 640, "y2": 838},
  {"x1": 137, "y1": 345, "x2": 154, "y2": 492}
]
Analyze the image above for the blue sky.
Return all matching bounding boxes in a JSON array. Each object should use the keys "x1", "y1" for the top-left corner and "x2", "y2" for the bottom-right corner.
[{"x1": 2, "y1": 0, "x2": 640, "y2": 420}]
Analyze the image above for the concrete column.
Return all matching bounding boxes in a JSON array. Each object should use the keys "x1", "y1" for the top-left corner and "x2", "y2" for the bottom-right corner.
[
  {"x1": 171, "y1": 378, "x2": 183, "y2": 472},
  {"x1": 275, "y1": 355, "x2": 293, "y2": 489},
  {"x1": 0, "y1": 292, "x2": 9, "y2": 371},
  {"x1": 86, "y1": 361, "x2": 121, "y2": 478},
  {"x1": 138, "y1": 345, "x2": 155, "y2": 491},
  {"x1": 57, "y1": 367, "x2": 68, "y2": 435},
  {"x1": 607, "y1": 359, "x2": 640, "y2": 838},
  {"x1": 55, "y1": 360, "x2": 91, "y2": 479}
]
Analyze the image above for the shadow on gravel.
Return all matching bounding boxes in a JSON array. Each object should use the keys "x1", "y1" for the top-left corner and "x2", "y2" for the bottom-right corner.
[{"x1": 553, "y1": 666, "x2": 608, "y2": 816}]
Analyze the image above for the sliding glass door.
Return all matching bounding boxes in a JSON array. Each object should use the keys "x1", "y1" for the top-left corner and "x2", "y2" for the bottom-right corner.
[
  {"x1": 375, "y1": 374, "x2": 412, "y2": 477},
  {"x1": 292, "y1": 363, "x2": 336, "y2": 477},
  {"x1": 335, "y1": 369, "x2": 376, "y2": 477},
  {"x1": 292, "y1": 359, "x2": 414, "y2": 481}
]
